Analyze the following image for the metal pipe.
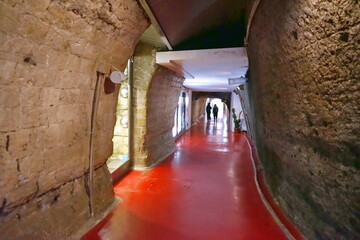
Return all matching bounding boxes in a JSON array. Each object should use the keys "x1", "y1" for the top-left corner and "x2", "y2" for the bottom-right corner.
[
  {"x1": 127, "y1": 58, "x2": 134, "y2": 168},
  {"x1": 88, "y1": 71, "x2": 103, "y2": 216}
]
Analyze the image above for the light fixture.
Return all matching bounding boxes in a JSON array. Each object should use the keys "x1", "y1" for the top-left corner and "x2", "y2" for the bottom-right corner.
[
  {"x1": 109, "y1": 71, "x2": 126, "y2": 83},
  {"x1": 228, "y1": 76, "x2": 247, "y2": 85},
  {"x1": 120, "y1": 117, "x2": 128, "y2": 128},
  {"x1": 120, "y1": 87, "x2": 128, "y2": 98}
]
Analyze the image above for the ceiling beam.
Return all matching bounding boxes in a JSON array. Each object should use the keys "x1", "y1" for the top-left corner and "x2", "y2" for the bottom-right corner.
[{"x1": 139, "y1": 0, "x2": 173, "y2": 50}]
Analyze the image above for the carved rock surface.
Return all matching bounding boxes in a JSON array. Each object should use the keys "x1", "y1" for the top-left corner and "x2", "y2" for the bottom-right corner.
[
  {"x1": 0, "y1": 0, "x2": 149, "y2": 239},
  {"x1": 248, "y1": 0, "x2": 360, "y2": 239}
]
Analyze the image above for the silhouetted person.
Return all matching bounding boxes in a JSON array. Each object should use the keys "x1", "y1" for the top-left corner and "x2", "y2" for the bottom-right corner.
[
  {"x1": 206, "y1": 103, "x2": 212, "y2": 120},
  {"x1": 213, "y1": 104, "x2": 218, "y2": 121}
]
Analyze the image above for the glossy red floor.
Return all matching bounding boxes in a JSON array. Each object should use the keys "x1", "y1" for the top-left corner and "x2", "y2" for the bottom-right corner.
[{"x1": 82, "y1": 118, "x2": 291, "y2": 240}]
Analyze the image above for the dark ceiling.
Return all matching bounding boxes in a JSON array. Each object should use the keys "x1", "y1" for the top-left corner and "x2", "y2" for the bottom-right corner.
[{"x1": 144, "y1": 0, "x2": 247, "y2": 50}]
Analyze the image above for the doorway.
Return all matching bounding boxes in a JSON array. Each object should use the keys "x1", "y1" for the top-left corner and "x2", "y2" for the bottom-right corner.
[{"x1": 205, "y1": 98, "x2": 225, "y2": 121}]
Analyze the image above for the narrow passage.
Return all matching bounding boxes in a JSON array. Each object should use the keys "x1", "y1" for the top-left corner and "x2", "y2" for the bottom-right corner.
[{"x1": 82, "y1": 118, "x2": 289, "y2": 240}]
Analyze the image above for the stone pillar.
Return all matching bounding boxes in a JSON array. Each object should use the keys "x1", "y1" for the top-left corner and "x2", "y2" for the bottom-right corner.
[{"x1": 132, "y1": 43, "x2": 184, "y2": 168}]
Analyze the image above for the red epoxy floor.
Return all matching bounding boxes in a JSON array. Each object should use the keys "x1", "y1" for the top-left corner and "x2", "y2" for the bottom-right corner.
[{"x1": 82, "y1": 118, "x2": 289, "y2": 240}]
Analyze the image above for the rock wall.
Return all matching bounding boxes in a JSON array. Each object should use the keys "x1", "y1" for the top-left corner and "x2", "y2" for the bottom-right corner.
[
  {"x1": 146, "y1": 66, "x2": 184, "y2": 164},
  {"x1": 0, "y1": 0, "x2": 149, "y2": 239},
  {"x1": 247, "y1": 0, "x2": 360, "y2": 239},
  {"x1": 132, "y1": 43, "x2": 184, "y2": 168}
]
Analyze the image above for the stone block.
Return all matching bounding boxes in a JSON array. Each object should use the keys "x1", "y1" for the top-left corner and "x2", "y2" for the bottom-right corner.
[
  {"x1": 68, "y1": 38, "x2": 86, "y2": 57},
  {"x1": 37, "y1": 170, "x2": 57, "y2": 195},
  {"x1": 0, "y1": 107, "x2": 21, "y2": 131},
  {"x1": 8, "y1": 129, "x2": 33, "y2": 160},
  {"x1": 19, "y1": 15, "x2": 50, "y2": 43},
  {"x1": 13, "y1": 63, "x2": 36, "y2": 86},
  {"x1": 0, "y1": 152, "x2": 18, "y2": 195},
  {"x1": 42, "y1": 88, "x2": 61, "y2": 107},
  {"x1": 19, "y1": 151, "x2": 45, "y2": 179},
  {"x1": 0, "y1": 60, "x2": 17, "y2": 85},
  {"x1": 31, "y1": 45, "x2": 52, "y2": 68},
  {"x1": 38, "y1": 124, "x2": 61, "y2": 149},
  {"x1": 0, "y1": 87, "x2": 20, "y2": 108},
  {"x1": 21, "y1": 106, "x2": 42, "y2": 129},
  {"x1": 56, "y1": 104, "x2": 74, "y2": 123},
  {"x1": 79, "y1": 58, "x2": 95, "y2": 74},
  {"x1": 56, "y1": 70, "x2": 76, "y2": 89},
  {"x1": 2, "y1": 0, "x2": 23, "y2": 6},
  {"x1": 45, "y1": 26, "x2": 71, "y2": 51},
  {"x1": 92, "y1": 165, "x2": 114, "y2": 214},
  {"x1": 0, "y1": 2, "x2": 20, "y2": 35},
  {"x1": 23, "y1": 0, "x2": 51, "y2": 15},
  {"x1": 66, "y1": 54, "x2": 82, "y2": 73},
  {"x1": 48, "y1": 49, "x2": 70, "y2": 70},
  {"x1": 6, "y1": 179, "x2": 38, "y2": 209},
  {"x1": 58, "y1": 120, "x2": 86, "y2": 147},
  {"x1": 21, "y1": 86, "x2": 43, "y2": 107},
  {"x1": 9, "y1": 36, "x2": 33, "y2": 56},
  {"x1": 82, "y1": 42, "x2": 100, "y2": 60}
]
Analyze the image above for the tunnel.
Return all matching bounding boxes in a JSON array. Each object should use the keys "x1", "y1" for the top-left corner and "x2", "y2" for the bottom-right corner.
[{"x1": 0, "y1": 0, "x2": 359, "y2": 239}]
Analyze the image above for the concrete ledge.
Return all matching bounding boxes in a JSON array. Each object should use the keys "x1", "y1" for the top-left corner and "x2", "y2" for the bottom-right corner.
[{"x1": 133, "y1": 146, "x2": 177, "y2": 171}]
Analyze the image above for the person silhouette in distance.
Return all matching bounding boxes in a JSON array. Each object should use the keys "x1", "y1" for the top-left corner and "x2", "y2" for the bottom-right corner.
[
  {"x1": 206, "y1": 102, "x2": 212, "y2": 121},
  {"x1": 213, "y1": 104, "x2": 218, "y2": 121}
]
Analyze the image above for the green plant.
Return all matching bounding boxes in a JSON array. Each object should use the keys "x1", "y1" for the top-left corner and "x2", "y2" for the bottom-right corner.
[{"x1": 232, "y1": 108, "x2": 241, "y2": 129}]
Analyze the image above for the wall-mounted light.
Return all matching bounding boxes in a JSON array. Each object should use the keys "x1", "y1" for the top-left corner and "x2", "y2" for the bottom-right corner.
[
  {"x1": 109, "y1": 71, "x2": 126, "y2": 84},
  {"x1": 120, "y1": 117, "x2": 128, "y2": 128},
  {"x1": 228, "y1": 76, "x2": 247, "y2": 85},
  {"x1": 120, "y1": 87, "x2": 128, "y2": 98}
]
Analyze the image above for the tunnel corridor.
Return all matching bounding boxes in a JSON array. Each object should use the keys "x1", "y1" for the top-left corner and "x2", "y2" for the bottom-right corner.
[
  {"x1": 81, "y1": 117, "x2": 295, "y2": 240},
  {"x1": 0, "y1": 0, "x2": 359, "y2": 239}
]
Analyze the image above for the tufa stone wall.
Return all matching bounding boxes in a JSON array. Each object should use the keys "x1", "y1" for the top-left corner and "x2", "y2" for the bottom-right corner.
[
  {"x1": 132, "y1": 43, "x2": 184, "y2": 168},
  {"x1": 247, "y1": 0, "x2": 359, "y2": 239},
  {"x1": 132, "y1": 43, "x2": 157, "y2": 167},
  {"x1": 146, "y1": 66, "x2": 184, "y2": 165},
  {"x1": 0, "y1": 0, "x2": 149, "y2": 239}
]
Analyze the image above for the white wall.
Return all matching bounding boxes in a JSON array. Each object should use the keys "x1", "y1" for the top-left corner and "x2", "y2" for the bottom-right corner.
[
  {"x1": 186, "y1": 90, "x2": 192, "y2": 130},
  {"x1": 230, "y1": 92, "x2": 244, "y2": 132}
]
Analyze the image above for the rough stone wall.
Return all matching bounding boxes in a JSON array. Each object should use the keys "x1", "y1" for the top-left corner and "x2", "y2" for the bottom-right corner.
[
  {"x1": 247, "y1": 0, "x2": 359, "y2": 239},
  {"x1": 132, "y1": 43, "x2": 157, "y2": 167},
  {"x1": 0, "y1": 0, "x2": 149, "y2": 239},
  {"x1": 132, "y1": 43, "x2": 184, "y2": 168},
  {"x1": 146, "y1": 66, "x2": 184, "y2": 165}
]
